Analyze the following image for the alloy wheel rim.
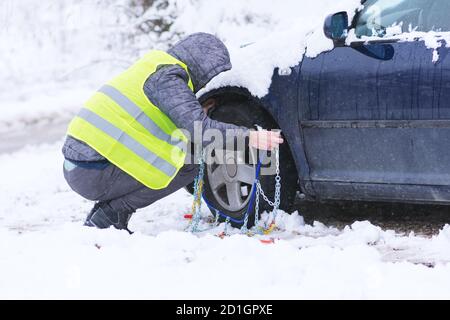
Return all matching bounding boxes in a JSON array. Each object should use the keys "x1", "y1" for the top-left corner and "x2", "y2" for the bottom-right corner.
[{"x1": 206, "y1": 149, "x2": 257, "y2": 212}]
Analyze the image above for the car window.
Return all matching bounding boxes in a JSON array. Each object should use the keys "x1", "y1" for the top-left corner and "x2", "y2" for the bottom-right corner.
[{"x1": 355, "y1": 0, "x2": 450, "y2": 37}]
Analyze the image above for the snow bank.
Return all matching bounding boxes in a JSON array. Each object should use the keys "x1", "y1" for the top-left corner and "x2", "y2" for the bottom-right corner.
[
  {"x1": 0, "y1": 0, "x2": 130, "y2": 91},
  {"x1": 3, "y1": 224, "x2": 450, "y2": 299},
  {"x1": 347, "y1": 28, "x2": 450, "y2": 63},
  {"x1": 1, "y1": 142, "x2": 450, "y2": 299}
]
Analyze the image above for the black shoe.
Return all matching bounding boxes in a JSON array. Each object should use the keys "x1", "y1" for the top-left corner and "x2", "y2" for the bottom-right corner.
[{"x1": 84, "y1": 202, "x2": 133, "y2": 233}]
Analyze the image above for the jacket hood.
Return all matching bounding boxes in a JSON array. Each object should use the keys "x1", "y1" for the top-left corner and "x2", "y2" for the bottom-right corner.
[{"x1": 167, "y1": 32, "x2": 232, "y2": 93}]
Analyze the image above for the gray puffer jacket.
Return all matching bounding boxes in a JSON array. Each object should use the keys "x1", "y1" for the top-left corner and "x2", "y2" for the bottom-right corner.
[{"x1": 62, "y1": 32, "x2": 249, "y2": 162}]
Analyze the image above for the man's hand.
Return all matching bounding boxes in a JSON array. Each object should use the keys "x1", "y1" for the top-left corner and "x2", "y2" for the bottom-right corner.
[{"x1": 249, "y1": 130, "x2": 284, "y2": 150}]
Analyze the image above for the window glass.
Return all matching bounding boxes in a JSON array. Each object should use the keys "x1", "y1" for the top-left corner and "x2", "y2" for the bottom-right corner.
[{"x1": 355, "y1": 0, "x2": 450, "y2": 37}]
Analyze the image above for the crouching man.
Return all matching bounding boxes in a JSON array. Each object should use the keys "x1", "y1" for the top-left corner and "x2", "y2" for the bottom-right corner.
[{"x1": 62, "y1": 32, "x2": 283, "y2": 232}]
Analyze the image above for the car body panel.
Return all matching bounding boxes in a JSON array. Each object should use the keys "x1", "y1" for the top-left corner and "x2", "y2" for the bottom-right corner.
[
  {"x1": 204, "y1": 1, "x2": 450, "y2": 205},
  {"x1": 293, "y1": 39, "x2": 450, "y2": 203},
  {"x1": 260, "y1": 64, "x2": 315, "y2": 195},
  {"x1": 255, "y1": 1, "x2": 450, "y2": 204}
]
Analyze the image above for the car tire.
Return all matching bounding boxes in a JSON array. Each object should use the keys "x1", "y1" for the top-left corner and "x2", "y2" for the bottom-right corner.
[{"x1": 199, "y1": 96, "x2": 298, "y2": 228}]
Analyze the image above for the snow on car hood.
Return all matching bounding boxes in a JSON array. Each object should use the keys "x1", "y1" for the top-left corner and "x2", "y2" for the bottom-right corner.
[
  {"x1": 200, "y1": 0, "x2": 362, "y2": 98},
  {"x1": 199, "y1": 0, "x2": 450, "y2": 98}
]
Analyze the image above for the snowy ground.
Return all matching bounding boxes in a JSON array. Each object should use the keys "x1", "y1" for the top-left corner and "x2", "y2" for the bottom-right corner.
[{"x1": 1, "y1": 141, "x2": 450, "y2": 299}]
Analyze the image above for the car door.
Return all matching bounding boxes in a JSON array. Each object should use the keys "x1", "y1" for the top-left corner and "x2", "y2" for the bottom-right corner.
[{"x1": 298, "y1": 0, "x2": 450, "y2": 203}]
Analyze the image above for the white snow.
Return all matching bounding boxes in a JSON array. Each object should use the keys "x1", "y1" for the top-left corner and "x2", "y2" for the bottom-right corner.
[
  {"x1": 346, "y1": 28, "x2": 450, "y2": 64},
  {"x1": 0, "y1": 0, "x2": 169, "y2": 129},
  {"x1": 1, "y1": 142, "x2": 450, "y2": 299}
]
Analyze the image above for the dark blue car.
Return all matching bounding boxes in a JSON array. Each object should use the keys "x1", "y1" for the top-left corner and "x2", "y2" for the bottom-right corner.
[{"x1": 198, "y1": 0, "x2": 450, "y2": 226}]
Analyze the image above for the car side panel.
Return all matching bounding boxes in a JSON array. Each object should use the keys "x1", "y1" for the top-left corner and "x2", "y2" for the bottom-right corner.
[
  {"x1": 298, "y1": 40, "x2": 450, "y2": 204},
  {"x1": 263, "y1": 65, "x2": 314, "y2": 195}
]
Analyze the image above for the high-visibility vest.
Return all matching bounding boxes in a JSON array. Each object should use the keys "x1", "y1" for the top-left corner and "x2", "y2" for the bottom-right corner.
[{"x1": 67, "y1": 50, "x2": 193, "y2": 190}]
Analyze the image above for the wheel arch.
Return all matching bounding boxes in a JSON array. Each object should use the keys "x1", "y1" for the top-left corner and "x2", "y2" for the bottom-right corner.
[
  {"x1": 198, "y1": 86, "x2": 302, "y2": 194},
  {"x1": 199, "y1": 86, "x2": 268, "y2": 114}
]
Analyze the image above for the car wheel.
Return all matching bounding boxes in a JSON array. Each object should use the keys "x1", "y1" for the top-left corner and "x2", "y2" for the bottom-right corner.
[{"x1": 200, "y1": 95, "x2": 298, "y2": 228}]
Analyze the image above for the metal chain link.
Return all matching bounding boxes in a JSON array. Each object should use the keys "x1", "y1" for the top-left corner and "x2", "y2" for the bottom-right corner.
[
  {"x1": 273, "y1": 148, "x2": 282, "y2": 219},
  {"x1": 254, "y1": 182, "x2": 260, "y2": 228},
  {"x1": 189, "y1": 149, "x2": 235, "y2": 234},
  {"x1": 190, "y1": 144, "x2": 281, "y2": 237},
  {"x1": 189, "y1": 149, "x2": 206, "y2": 233},
  {"x1": 223, "y1": 216, "x2": 231, "y2": 235},
  {"x1": 256, "y1": 150, "x2": 281, "y2": 208},
  {"x1": 241, "y1": 213, "x2": 250, "y2": 234},
  {"x1": 213, "y1": 208, "x2": 220, "y2": 227},
  {"x1": 252, "y1": 148, "x2": 281, "y2": 233},
  {"x1": 256, "y1": 182, "x2": 275, "y2": 207}
]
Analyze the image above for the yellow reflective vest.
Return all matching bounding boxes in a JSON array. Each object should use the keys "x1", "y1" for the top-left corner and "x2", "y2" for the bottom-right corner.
[{"x1": 67, "y1": 50, "x2": 193, "y2": 190}]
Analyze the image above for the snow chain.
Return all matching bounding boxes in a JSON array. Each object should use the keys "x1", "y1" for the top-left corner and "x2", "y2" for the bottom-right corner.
[
  {"x1": 253, "y1": 148, "x2": 281, "y2": 234},
  {"x1": 187, "y1": 145, "x2": 282, "y2": 237},
  {"x1": 187, "y1": 149, "x2": 206, "y2": 233}
]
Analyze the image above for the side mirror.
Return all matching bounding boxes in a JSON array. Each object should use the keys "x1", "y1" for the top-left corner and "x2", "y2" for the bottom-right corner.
[{"x1": 324, "y1": 11, "x2": 349, "y2": 43}]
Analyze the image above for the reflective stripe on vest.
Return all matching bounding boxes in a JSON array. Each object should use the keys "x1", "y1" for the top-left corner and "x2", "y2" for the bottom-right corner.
[
  {"x1": 97, "y1": 85, "x2": 183, "y2": 147},
  {"x1": 77, "y1": 108, "x2": 178, "y2": 177},
  {"x1": 66, "y1": 50, "x2": 193, "y2": 190}
]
